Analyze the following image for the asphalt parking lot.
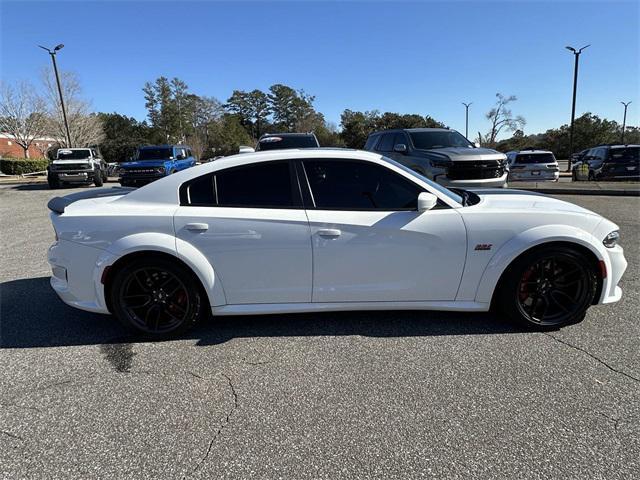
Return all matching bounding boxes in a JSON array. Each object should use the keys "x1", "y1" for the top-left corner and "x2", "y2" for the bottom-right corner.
[{"x1": 1, "y1": 183, "x2": 639, "y2": 480}]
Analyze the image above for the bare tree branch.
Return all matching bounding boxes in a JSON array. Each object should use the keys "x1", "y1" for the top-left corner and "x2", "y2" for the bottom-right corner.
[{"x1": 0, "y1": 81, "x2": 48, "y2": 158}]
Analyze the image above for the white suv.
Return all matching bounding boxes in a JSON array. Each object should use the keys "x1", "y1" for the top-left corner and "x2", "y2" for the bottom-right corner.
[{"x1": 506, "y1": 149, "x2": 559, "y2": 182}]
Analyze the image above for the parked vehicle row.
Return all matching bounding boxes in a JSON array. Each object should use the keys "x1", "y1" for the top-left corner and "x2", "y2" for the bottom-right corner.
[
  {"x1": 118, "y1": 145, "x2": 196, "y2": 187},
  {"x1": 571, "y1": 144, "x2": 640, "y2": 181}
]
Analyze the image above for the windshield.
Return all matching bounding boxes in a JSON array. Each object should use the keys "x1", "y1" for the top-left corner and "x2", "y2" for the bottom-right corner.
[
  {"x1": 137, "y1": 147, "x2": 173, "y2": 161},
  {"x1": 381, "y1": 156, "x2": 463, "y2": 205},
  {"x1": 409, "y1": 131, "x2": 473, "y2": 150},
  {"x1": 515, "y1": 153, "x2": 556, "y2": 164},
  {"x1": 609, "y1": 147, "x2": 640, "y2": 162},
  {"x1": 257, "y1": 135, "x2": 318, "y2": 151},
  {"x1": 56, "y1": 149, "x2": 91, "y2": 160}
]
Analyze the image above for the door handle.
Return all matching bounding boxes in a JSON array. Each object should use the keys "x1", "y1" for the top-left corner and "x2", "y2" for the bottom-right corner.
[
  {"x1": 185, "y1": 223, "x2": 209, "y2": 232},
  {"x1": 318, "y1": 228, "x2": 341, "y2": 237}
]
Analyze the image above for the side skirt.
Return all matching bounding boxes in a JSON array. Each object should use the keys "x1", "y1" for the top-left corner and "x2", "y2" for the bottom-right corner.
[{"x1": 212, "y1": 301, "x2": 491, "y2": 316}]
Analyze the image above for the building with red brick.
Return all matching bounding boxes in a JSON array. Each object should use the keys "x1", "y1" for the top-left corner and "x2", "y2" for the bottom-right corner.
[{"x1": 0, "y1": 133, "x2": 57, "y2": 158}]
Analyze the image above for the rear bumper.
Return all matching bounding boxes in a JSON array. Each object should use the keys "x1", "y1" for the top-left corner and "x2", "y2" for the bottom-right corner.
[
  {"x1": 509, "y1": 171, "x2": 559, "y2": 182},
  {"x1": 436, "y1": 172, "x2": 508, "y2": 188},
  {"x1": 48, "y1": 240, "x2": 110, "y2": 314}
]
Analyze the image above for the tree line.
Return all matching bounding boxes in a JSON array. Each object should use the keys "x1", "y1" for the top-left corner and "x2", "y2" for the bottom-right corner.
[{"x1": 1, "y1": 71, "x2": 637, "y2": 162}]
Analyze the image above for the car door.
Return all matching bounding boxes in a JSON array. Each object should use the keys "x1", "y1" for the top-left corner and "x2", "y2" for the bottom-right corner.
[
  {"x1": 299, "y1": 158, "x2": 467, "y2": 303},
  {"x1": 174, "y1": 160, "x2": 312, "y2": 304}
]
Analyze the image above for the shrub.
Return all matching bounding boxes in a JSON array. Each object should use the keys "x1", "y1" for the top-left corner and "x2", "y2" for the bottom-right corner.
[{"x1": 0, "y1": 157, "x2": 50, "y2": 175}]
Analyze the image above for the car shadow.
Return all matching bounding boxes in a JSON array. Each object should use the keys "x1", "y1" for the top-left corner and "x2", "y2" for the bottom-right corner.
[
  {"x1": 9, "y1": 183, "x2": 123, "y2": 191},
  {"x1": 1, "y1": 276, "x2": 527, "y2": 350}
]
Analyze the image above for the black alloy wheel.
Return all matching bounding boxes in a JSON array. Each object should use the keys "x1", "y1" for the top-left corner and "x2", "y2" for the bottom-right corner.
[
  {"x1": 110, "y1": 258, "x2": 205, "y2": 336},
  {"x1": 497, "y1": 247, "x2": 597, "y2": 328}
]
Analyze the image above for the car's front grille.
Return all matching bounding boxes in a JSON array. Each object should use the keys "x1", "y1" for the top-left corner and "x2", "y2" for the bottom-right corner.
[
  {"x1": 54, "y1": 163, "x2": 90, "y2": 171},
  {"x1": 447, "y1": 161, "x2": 504, "y2": 180},
  {"x1": 122, "y1": 168, "x2": 158, "y2": 175}
]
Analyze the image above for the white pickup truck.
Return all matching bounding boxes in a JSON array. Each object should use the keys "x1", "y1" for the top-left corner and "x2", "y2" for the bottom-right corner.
[{"x1": 47, "y1": 148, "x2": 108, "y2": 189}]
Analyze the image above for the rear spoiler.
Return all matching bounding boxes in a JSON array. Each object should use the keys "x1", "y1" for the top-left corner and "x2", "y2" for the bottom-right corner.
[{"x1": 47, "y1": 187, "x2": 135, "y2": 214}]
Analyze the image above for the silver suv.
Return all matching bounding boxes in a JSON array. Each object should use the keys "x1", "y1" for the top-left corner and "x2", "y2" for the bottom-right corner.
[
  {"x1": 364, "y1": 128, "x2": 508, "y2": 188},
  {"x1": 506, "y1": 149, "x2": 559, "y2": 182}
]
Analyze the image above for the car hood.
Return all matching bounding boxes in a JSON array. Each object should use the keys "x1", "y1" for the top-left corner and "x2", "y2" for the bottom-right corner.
[
  {"x1": 470, "y1": 189, "x2": 600, "y2": 217},
  {"x1": 120, "y1": 160, "x2": 168, "y2": 168},
  {"x1": 418, "y1": 147, "x2": 506, "y2": 162}
]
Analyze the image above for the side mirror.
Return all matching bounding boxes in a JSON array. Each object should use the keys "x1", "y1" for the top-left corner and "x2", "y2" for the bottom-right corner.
[
  {"x1": 417, "y1": 192, "x2": 438, "y2": 212},
  {"x1": 474, "y1": 142, "x2": 481, "y2": 148},
  {"x1": 393, "y1": 143, "x2": 407, "y2": 154},
  {"x1": 176, "y1": 154, "x2": 185, "y2": 160}
]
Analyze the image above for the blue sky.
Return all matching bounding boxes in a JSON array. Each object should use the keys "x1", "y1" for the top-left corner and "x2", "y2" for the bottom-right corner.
[{"x1": 1, "y1": 0, "x2": 638, "y2": 138}]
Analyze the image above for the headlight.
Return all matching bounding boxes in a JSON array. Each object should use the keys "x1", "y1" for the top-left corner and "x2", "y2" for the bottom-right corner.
[
  {"x1": 430, "y1": 158, "x2": 452, "y2": 168},
  {"x1": 155, "y1": 166, "x2": 166, "y2": 174},
  {"x1": 603, "y1": 231, "x2": 620, "y2": 248}
]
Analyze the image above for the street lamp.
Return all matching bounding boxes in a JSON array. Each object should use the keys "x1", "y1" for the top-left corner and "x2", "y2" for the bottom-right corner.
[
  {"x1": 462, "y1": 102, "x2": 472, "y2": 139},
  {"x1": 39, "y1": 44, "x2": 72, "y2": 148},
  {"x1": 565, "y1": 44, "x2": 590, "y2": 172},
  {"x1": 620, "y1": 101, "x2": 632, "y2": 144}
]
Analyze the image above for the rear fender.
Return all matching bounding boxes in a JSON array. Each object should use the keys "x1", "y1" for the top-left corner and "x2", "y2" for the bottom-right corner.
[{"x1": 94, "y1": 232, "x2": 226, "y2": 310}]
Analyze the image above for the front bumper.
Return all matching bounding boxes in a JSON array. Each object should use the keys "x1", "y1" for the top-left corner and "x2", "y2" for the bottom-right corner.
[
  {"x1": 600, "y1": 244, "x2": 627, "y2": 304},
  {"x1": 51, "y1": 170, "x2": 96, "y2": 183},
  {"x1": 436, "y1": 172, "x2": 508, "y2": 189},
  {"x1": 119, "y1": 174, "x2": 164, "y2": 187}
]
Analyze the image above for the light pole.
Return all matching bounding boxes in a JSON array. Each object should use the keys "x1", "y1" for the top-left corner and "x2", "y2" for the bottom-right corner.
[
  {"x1": 39, "y1": 44, "x2": 71, "y2": 148},
  {"x1": 462, "y1": 102, "x2": 472, "y2": 139},
  {"x1": 620, "y1": 101, "x2": 632, "y2": 144},
  {"x1": 565, "y1": 44, "x2": 590, "y2": 171}
]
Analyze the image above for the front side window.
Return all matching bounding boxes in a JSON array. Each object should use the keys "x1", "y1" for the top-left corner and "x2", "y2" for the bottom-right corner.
[
  {"x1": 375, "y1": 133, "x2": 395, "y2": 152},
  {"x1": 364, "y1": 135, "x2": 379, "y2": 151},
  {"x1": 303, "y1": 160, "x2": 423, "y2": 210},
  {"x1": 182, "y1": 161, "x2": 294, "y2": 208}
]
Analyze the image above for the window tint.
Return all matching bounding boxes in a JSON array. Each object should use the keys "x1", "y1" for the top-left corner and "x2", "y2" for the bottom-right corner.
[
  {"x1": 375, "y1": 133, "x2": 395, "y2": 152},
  {"x1": 515, "y1": 153, "x2": 556, "y2": 164},
  {"x1": 609, "y1": 146, "x2": 639, "y2": 162},
  {"x1": 303, "y1": 160, "x2": 423, "y2": 210},
  {"x1": 364, "y1": 135, "x2": 379, "y2": 151},
  {"x1": 216, "y1": 161, "x2": 293, "y2": 207},
  {"x1": 257, "y1": 135, "x2": 318, "y2": 151},
  {"x1": 187, "y1": 175, "x2": 215, "y2": 205}
]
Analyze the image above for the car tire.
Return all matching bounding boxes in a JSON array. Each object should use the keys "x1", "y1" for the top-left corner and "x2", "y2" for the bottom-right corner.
[
  {"x1": 94, "y1": 170, "x2": 104, "y2": 187},
  {"x1": 47, "y1": 174, "x2": 60, "y2": 189},
  {"x1": 495, "y1": 246, "x2": 597, "y2": 329},
  {"x1": 588, "y1": 171, "x2": 596, "y2": 181},
  {"x1": 109, "y1": 257, "x2": 207, "y2": 338}
]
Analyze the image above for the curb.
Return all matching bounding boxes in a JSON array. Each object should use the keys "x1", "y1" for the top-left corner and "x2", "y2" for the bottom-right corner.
[{"x1": 518, "y1": 187, "x2": 640, "y2": 197}]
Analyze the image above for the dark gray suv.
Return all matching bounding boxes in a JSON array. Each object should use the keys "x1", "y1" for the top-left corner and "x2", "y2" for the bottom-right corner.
[{"x1": 365, "y1": 128, "x2": 508, "y2": 188}]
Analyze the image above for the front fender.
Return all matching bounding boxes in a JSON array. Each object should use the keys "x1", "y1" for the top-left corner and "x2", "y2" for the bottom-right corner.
[
  {"x1": 474, "y1": 224, "x2": 610, "y2": 304},
  {"x1": 93, "y1": 232, "x2": 226, "y2": 310}
]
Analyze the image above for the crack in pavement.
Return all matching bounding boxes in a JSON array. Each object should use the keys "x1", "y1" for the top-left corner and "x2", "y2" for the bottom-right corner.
[
  {"x1": 542, "y1": 332, "x2": 640, "y2": 384},
  {"x1": 1, "y1": 430, "x2": 24, "y2": 441},
  {"x1": 186, "y1": 373, "x2": 239, "y2": 478},
  {"x1": 596, "y1": 412, "x2": 621, "y2": 431}
]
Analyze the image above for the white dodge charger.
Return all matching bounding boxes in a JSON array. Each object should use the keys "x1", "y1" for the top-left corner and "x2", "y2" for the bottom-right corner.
[{"x1": 47, "y1": 149, "x2": 627, "y2": 337}]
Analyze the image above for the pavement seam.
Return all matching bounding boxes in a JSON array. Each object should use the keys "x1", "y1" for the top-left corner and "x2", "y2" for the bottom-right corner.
[
  {"x1": 542, "y1": 332, "x2": 640, "y2": 384},
  {"x1": 185, "y1": 372, "x2": 239, "y2": 478}
]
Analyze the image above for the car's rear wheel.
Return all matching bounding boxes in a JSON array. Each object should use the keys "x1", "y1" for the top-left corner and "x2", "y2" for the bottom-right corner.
[
  {"x1": 496, "y1": 246, "x2": 597, "y2": 328},
  {"x1": 109, "y1": 257, "x2": 206, "y2": 337}
]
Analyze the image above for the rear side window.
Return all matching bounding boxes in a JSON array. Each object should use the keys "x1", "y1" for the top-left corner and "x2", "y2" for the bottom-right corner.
[
  {"x1": 608, "y1": 147, "x2": 639, "y2": 162},
  {"x1": 303, "y1": 160, "x2": 423, "y2": 210},
  {"x1": 182, "y1": 161, "x2": 295, "y2": 208},
  {"x1": 375, "y1": 134, "x2": 395, "y2": 152},
  {"x1": 257, "y1": 135, "x2": 318, "y2": 150},
  {"x1": 515, "y1": 153, "x2": 556, "y2": 164}
]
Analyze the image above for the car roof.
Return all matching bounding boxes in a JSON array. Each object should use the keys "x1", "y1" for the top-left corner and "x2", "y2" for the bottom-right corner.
[
  {"x1": 369, "y1": 128, "x2": 451, "y2": 136},
  {"x1": 260, "y1": 132, "x2": 315, "y2": 138},
  {"x1": 511, "y1": 149, "x2": 554, "y2": 154}
]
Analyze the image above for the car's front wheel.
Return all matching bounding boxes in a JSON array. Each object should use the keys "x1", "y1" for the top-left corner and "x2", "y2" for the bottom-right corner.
[
  {"x1": 496, "y1": 246, "x2": 597, "y2": 329},
  {"x1": 109, "y1": 257, "x2": 207, "y2": 337}
]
